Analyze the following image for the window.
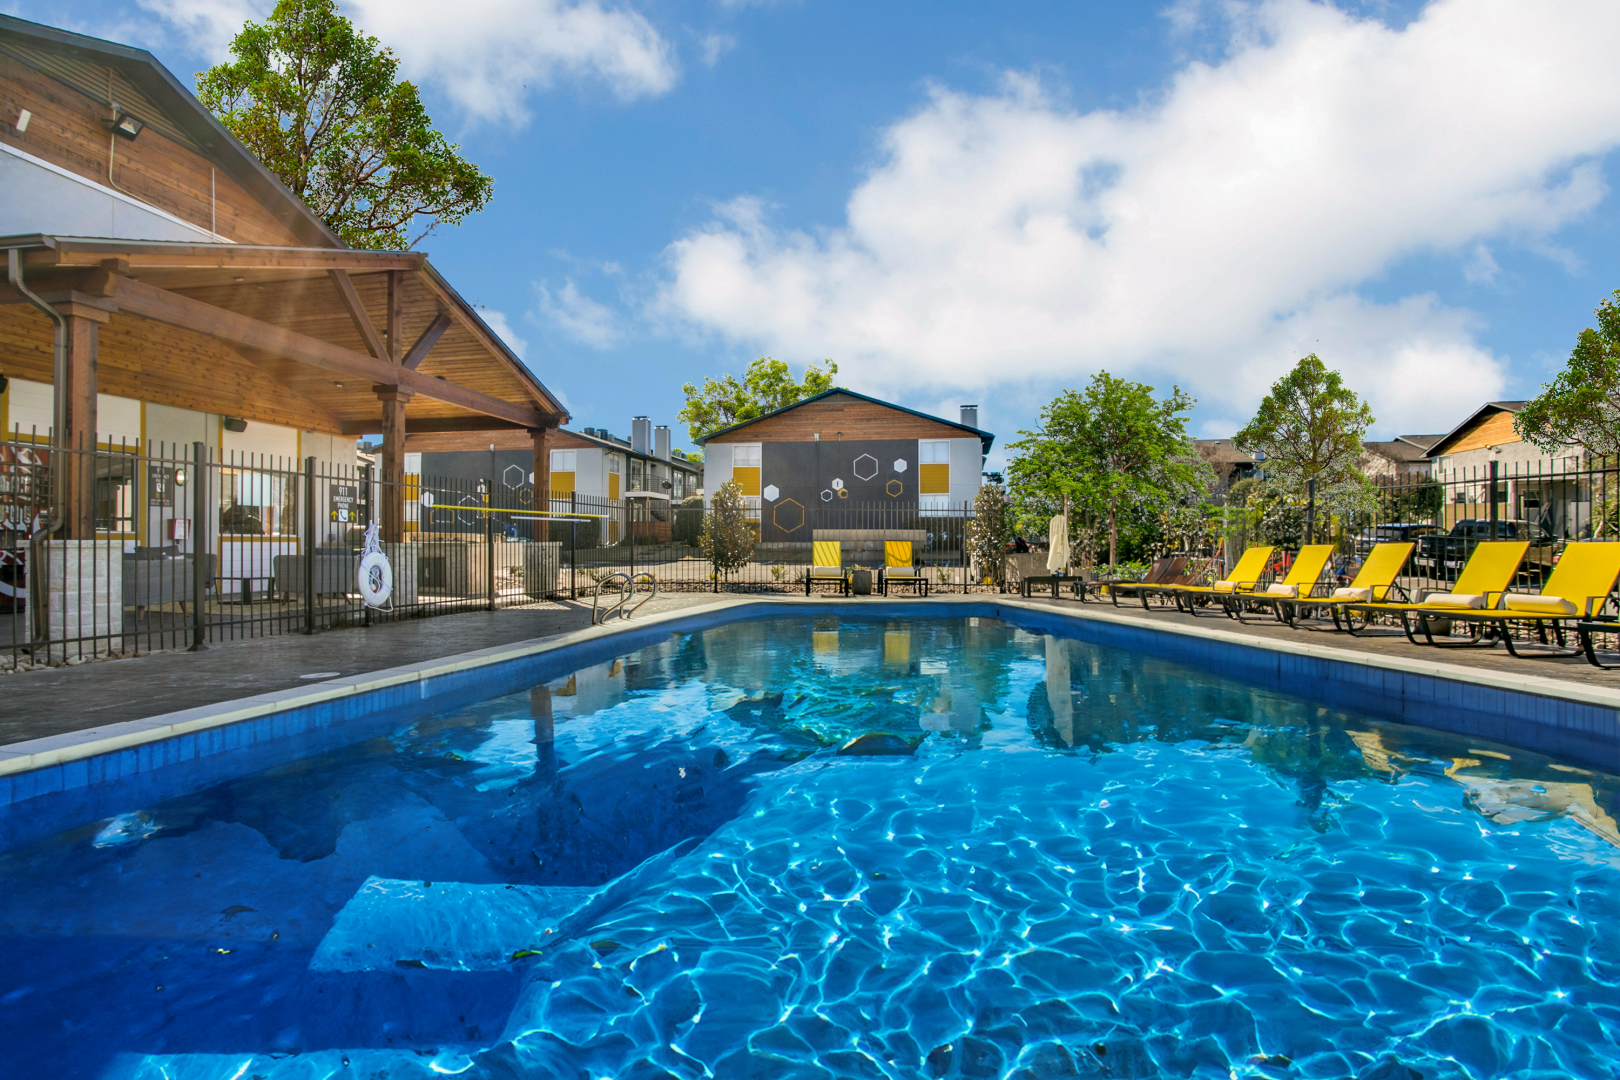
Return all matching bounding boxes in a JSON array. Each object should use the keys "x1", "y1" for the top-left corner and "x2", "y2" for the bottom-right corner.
[
  {"x1": 549, "y1": 449, "x2": 577, "y2": 499},
  {"x1": 221, "y1": 468, "x2": 294, "y2": 535},
  {"x1": 919, "y1": 440, "x2": 950, "y2": 495},
  {"x1": 550, "y1": 450, "x2": 577, "y2": 471},
  {"x1": 731, "y1": 443, "x2": 762, "y2": 497},
  {"x1": 630, "y1": 458, "x2": 645, "y2": 492}
]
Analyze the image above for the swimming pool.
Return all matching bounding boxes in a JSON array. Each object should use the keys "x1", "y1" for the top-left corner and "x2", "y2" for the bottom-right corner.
[{"x1": 3, "y1": 613, "x2": 1618, "y2": 1078}]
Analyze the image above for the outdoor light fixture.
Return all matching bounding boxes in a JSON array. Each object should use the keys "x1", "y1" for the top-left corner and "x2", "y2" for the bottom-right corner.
[
  {"x1": 173, "y1": 467, "x2": 187, "y2": 486},
  {"x1": 111, "y1": 110, "x2": 144, "y2": 139},
  {"x1": 223, "y1": 416, "x2": 247, "y2": 433},
  {"x1": 13, "y1": 108, "x2": 29, "y2": 133}
]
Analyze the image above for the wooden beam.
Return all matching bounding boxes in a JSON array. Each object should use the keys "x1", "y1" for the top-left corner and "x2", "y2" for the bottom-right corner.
[
  {"x1": 386, "y1": 270, "x2": 404, "y2": 363},
  {"x1": 111, "y1": 276, "x2": 545, "y2": 428},
  {"x1": 29, "y1": 245, "x2": 423, "y2": 273},
  {"x1": 402, "y1": 313, "x2": 452, "y2": 370},
  {"x1": 340, "y1": 415, "x2": 528, "y2": 436},
  {"x1": 327, "y1": 270, "x2": 388, "y2": 359}
]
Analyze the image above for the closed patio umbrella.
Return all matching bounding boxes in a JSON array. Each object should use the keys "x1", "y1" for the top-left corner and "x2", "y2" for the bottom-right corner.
[{"x1": 1046, "y1": 513, "x2": 1070, "y2": 574}]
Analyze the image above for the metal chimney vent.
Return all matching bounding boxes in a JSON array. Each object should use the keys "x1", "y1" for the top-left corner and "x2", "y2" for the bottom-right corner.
[{"x1": 960, "y1": 405, "x2": 979, "y2": 429}]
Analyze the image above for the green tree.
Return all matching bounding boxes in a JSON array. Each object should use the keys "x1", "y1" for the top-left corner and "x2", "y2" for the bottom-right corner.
[
  {"x1": 967, "y1": 483, "x2": 1014, "y2": 587},
  {"x1": 1006, "y1": 372, "x2": 1210, "y2": 570},
  {"x1": 679, "y1": 357, "x2": 838, "y2": 443},
  {"x1": 1515, "y1": 289, "x2": 1620, "y2": 458},
  {"x1": 701, "y1": 481, "x2": 755, "y2": 579},
  {"x1": 1234, "y1": 354, "x2": 1375, "y2": 488},
  {"x1": 197, "y1": 0, "x2": 493, "y2": 249},
  {"x1": 1234, "y1": 354, "x2": 1376, "y2": 541}
]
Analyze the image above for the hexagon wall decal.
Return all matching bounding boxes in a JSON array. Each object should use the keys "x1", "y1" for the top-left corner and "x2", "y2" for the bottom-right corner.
[
  {"x1": 763, "y1": 484, "x2": 780, "y2": 502},
  {"x1": 838, "y1": 488, "x2": 848, "y2": 499},
  {"x1": 893, "y1": 459, "x2": 908, "y2": 473},
  {"x1": 831, "y1": 478, "x2": 844, "y2": 491},
  {"x1": 821, "y1": 489, "x2": 834, "y2": 502},
  {"x1": 852, "y1": 454, "x2": 879, "y2": 481},
  {"x1": 518, "y1": 487, "x2": 533, "y2": 505},
  {"x1": 503, "y1": 464, "x2": 526, "y2": 488},
  {"x1": 772, "y1": 498, "x2": 804, "y2": 533},
  {"x1": 886, "y1": 479, "x2": 904, "y2": 498}
]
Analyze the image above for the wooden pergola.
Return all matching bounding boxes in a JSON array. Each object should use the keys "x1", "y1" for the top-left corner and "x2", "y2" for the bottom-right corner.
[{"x1": 1, "y1": 235, "x2": 568, "y2": 539}]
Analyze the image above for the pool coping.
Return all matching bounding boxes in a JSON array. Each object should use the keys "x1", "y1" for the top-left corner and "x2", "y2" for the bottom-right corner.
[{"x1": 2, "y1": 593, "x2": 1618, "y2": 783}]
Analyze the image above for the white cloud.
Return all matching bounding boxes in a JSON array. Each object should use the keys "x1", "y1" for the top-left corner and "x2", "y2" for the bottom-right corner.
[
  {"x1": 477, "y1": 308, "x2": 529, "y2": 359},
  {"x1": 659, "y1": 0, "x2": 1620, "y2": 436},
  {"x1": 699, "y1": 31, "x2": 737, "y2": 68},
  {"x1": 536, "y1": 279, "x2": 623, "y2": 348},
  {"x1": 138, "y1": 0, "x2": 677, "y2": 119}
]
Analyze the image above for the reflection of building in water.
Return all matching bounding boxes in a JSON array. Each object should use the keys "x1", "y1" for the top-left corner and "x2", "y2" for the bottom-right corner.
[
  {"x1": 884, "y1": 629, "x2": 911, "y2": 668},
  {"x1": 548, "y1": 657, "x2": 626, "y2": 718},
  {"x1": 1351, "y1": 726, "x2": 1620, "y2": 850}
]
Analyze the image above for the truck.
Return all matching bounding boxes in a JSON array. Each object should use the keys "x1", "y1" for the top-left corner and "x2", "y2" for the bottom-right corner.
[{"x1": 1415, "y1": 518, "x2": 1557, "y2": 581}]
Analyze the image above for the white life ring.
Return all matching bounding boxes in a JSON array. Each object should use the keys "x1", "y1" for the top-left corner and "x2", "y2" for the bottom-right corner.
[{"x1": 357, "y1": 551, "x2": 393, "y2": 608}]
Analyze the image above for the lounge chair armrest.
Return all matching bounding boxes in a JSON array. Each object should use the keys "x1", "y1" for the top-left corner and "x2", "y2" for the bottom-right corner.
[{"x1": 1483, "y1": 590, "x2": 1508, "y2": 609}]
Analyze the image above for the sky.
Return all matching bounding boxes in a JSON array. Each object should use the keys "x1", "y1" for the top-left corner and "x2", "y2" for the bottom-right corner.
[{"x1": 11, "y1": 0, "x2": 1620, "y2": 468}]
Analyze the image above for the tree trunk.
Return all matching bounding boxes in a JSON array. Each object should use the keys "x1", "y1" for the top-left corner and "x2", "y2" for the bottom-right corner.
[{"x1": 1108, "y1": 499, "x2": 1118, "y2": 571}]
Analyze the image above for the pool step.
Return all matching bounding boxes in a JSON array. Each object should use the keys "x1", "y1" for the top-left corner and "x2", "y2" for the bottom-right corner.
[{"x1": 310, "y1": 836, "x2": 699, "y2": 972}]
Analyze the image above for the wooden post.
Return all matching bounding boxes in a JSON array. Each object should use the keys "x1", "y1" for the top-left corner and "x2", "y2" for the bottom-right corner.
[
  {"x1": 57, "y1": 304, "x2": 107, "y2": 539},
  {"x1": 373, "y1": 385, "x2": 413, "y2": 542},
  {"x1": 530, "y1": 423, "x2": 556, "y2": 542}
]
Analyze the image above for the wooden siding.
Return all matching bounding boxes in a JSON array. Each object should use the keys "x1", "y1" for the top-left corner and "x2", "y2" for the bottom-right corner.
[
  {"x1": 1444, "y1": 410, "x2": 1522, "y2": 456},
  {"x1": 0, "y1": 302, "x2": 345, "y2": 434},
  {"x1": 0, "y1": 56, "x2": 306, "y2": 246},
  {"x1": 706, "y1": 393, "x2": 970, "y2": 443}
]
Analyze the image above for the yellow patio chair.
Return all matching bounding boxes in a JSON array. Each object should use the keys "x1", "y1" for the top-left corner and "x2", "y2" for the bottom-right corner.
[
  {"x1": 806, "y1": 540, "x2": 848, "y2": 595},
  {"x1": 1144, "y1": 546, "x2": 1275, "y2": 616},
  {"x1": 881, "y1": 540, "x2": 928, "y2": 596},
  {"x1": 1434, "y1": 542, "x2": 1620, "y2": 658},
  {"x1": 1343, "y1": 540, "x2": 1529, "y2": 646},
  {"x1": 1234, "y1": 544, "x2": 1336, "y2": 623},
  {"x1": 1323, "y1": 542, "x2": 1415, "y2": 631}
]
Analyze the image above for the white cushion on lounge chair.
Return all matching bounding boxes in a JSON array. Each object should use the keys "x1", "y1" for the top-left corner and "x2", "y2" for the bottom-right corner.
[
  {"x1": 810, "y1": 566, "x2": 843, "y2": 578},
  {"x1": 886, "y1": 566, "x2": 919, "y2": 578},
  {"x1": 1211, "y1": 580, "x2": 1239, "y2": 593},
  {"x1": 1420, "y1": 592, "x2": 1485, "y2": 609},
  {"x1": 1263, "y1": 583, "x2": 1298, "y2": 598},
  {"x1": 1504, "y1": 595, "x2": 1578, "y2": 616},
  {"x1": 1333, "y1": 587, "x2": 1372, "y2": 601}
]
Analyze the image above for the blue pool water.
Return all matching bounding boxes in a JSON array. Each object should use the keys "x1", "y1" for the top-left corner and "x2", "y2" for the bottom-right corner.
[{"x1": 3, "y1": 615, "x2": 1619, "y2": 1079}]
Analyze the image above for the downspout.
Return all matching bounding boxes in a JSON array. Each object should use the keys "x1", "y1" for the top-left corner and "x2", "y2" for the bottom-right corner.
[
  {"x1": 7, "y1": 248, "x2": 66, "y2": 455},
  {"x1": 7, "y1": 247, "x2": 66, "y2": 649}
]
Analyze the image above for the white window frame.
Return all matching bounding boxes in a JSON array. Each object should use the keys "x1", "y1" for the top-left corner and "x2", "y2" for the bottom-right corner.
[
  {"x1": 919, "y1": 440, "x2": 950, "y2": 464},
  {"x1": 733, "y1": 443, "x2": 762, "y2": 467},
  {"x1": 550, "y1": 449, "x2": 577, "y2": 471}
]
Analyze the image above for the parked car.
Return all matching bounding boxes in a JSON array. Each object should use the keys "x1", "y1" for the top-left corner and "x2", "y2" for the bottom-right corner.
[
  {"x1": 1354, "y1": 522, "x2": 1442, "y2": 556},
  {"x1": 1416, "y1": 519, "x2": 1557, "y2": 578}
]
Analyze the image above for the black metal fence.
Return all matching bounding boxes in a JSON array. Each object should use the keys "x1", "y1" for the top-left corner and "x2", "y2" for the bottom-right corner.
[
  {"x1": 1213, "y1": 455, "x2": 1620, "y2": 602},
  {"x1": 0, "y1": 435, "x2": 992, "y2": 669}
]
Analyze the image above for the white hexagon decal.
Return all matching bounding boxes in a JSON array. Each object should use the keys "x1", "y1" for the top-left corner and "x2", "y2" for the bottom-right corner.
[
  {"x1": 503, "y1": 464, "x2": 526, "y2": 488},
  {"x1": 831, "y1": 478, "x2": 845, "y2": 491},
  {"x1": 821, "y1": 489, "x2": 834, "y2": 502},
  {"x1": 852, "y1": 454, "x2": 879, "y2": 481},
  {"x1": 893, "y1": 459, "x2": 908, "y2": 473},
  {"x1": 762, "y1": 484, "x2": 780, "y2": 502}
]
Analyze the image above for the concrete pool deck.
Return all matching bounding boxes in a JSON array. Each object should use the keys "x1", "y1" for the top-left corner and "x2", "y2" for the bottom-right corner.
[{"x1": 3, "y1": 592, "x2": 1620, "y2": 813}]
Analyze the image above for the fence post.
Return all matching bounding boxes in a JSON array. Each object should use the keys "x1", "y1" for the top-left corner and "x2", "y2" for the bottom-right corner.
[
  {"x1": 1489, "y1": 459, "x2": 1499, "y2": 532},
  {"x1": 304, "y1": 455, "x2": 317, "y2": 635},
  {"x1": 570, "y1": 492, "x2": 577, "y2": 601},
  {"x1": 189, "y1": 440, "x2": 208, "y2": 651},
  {"x1": 485, "y1": 469, "x2": 495, "y2": 612}
]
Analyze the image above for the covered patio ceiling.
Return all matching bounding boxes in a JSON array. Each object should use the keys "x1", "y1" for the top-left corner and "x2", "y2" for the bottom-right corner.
[{"x1": 0, "y1": 236, "x2": 568, "y2": 437}]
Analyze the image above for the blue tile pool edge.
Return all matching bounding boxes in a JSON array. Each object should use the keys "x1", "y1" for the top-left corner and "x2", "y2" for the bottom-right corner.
[{"x1": 3, "y1": 595, "x2": 1618, "y2": 848}]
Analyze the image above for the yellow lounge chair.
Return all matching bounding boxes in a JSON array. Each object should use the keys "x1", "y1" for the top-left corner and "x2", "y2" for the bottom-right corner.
[
  {"x1": 1143, "y1": 546, "x2": 1275, "y2": 616},
  {"x1": 1323, "y1": 542, "x2": 1415, "y2": 630},
  {"x1": 1432, "y1": 542, "x2": 1620, "y2": 658},
  {"x1": 1232, "y1": 544, "x2": 1336, "y2": 623},
  {"x1": 881, "y1": 541, "x2": 928, "y2": 596},
  {"x1": 806, "y1": 540, "x2": 848, "y2": 595},
  {"x1": 1344, "y1": 540, "x2": 1529, "y2": 646}
]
